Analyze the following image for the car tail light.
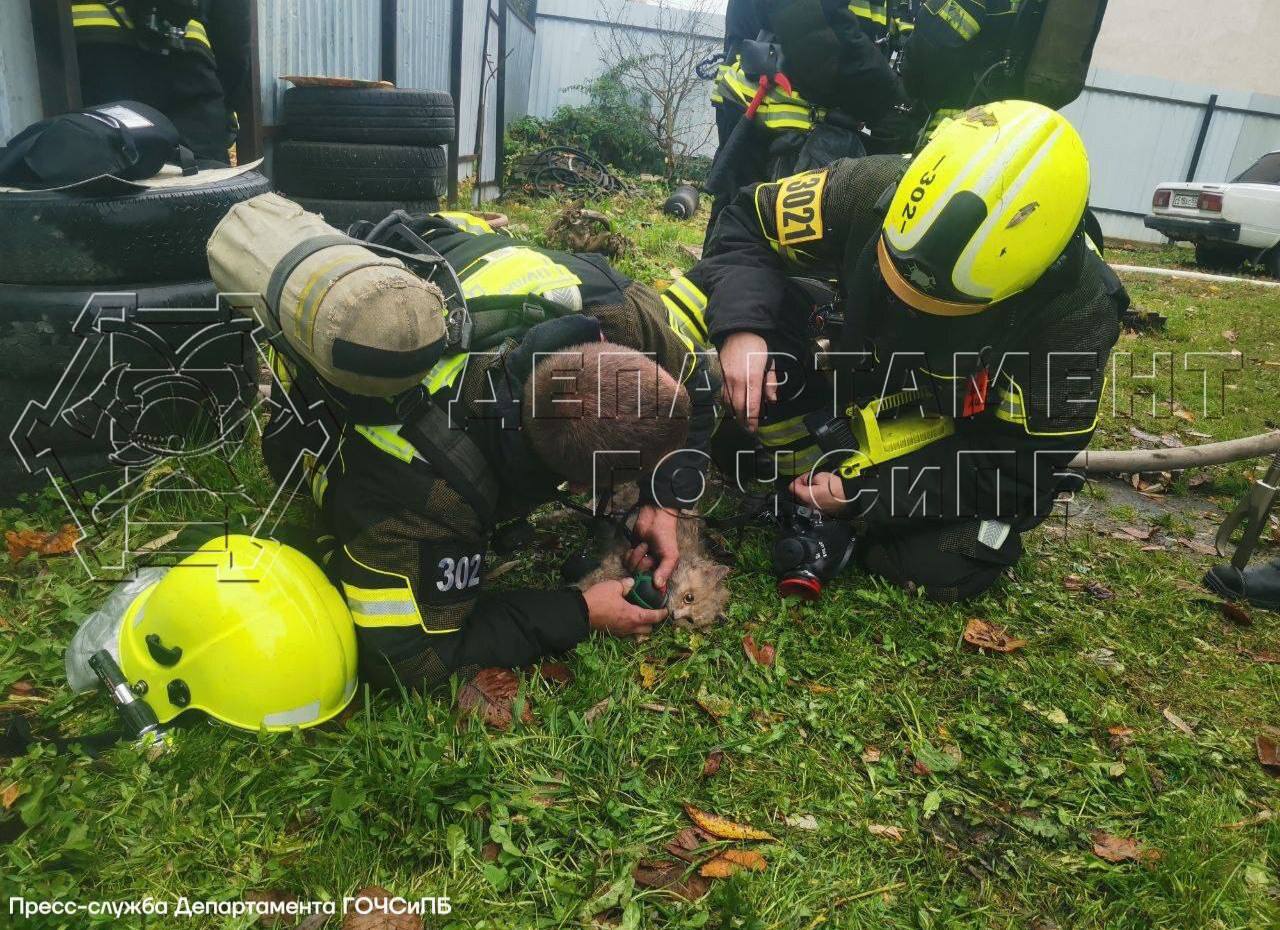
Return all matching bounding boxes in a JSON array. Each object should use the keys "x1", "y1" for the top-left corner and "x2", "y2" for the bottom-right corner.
[
  {"x1": 1153, "y1": 189, "x2": 1170, "y2": 209},
  {"x1": 1199, "y1": 192, "x2": 1224, "y2": 212}
]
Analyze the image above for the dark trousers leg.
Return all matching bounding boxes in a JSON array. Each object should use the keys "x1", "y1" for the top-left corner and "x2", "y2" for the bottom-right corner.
[{"x1": 857, "y1": 518, "x2": 1024, "y2": 602}]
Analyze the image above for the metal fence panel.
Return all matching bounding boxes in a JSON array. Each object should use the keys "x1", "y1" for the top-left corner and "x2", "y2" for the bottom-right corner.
[
  {"x1": 0, "y1": 0, "x2": 41, "y2": 143},
  {"x1": 504, "y1": 8, "x2": 535, "y2": 128},
  {"x1": 256, "y1": 0, "x2": 382, "y2": 127},
  {"x1": 397, "y1": 0, "x2": 452, "y2": 94}
]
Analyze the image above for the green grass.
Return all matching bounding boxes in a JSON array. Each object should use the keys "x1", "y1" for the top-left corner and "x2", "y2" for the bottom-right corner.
[{"x1": 2, "y1": 191, "x2": 1279, "y2": 930}]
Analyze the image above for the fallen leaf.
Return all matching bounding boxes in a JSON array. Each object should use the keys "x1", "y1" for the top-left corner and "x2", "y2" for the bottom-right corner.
[
  {"x1": 1221, "y1": 602, "x2": 1253, "y2": 627},
  {"x1": 695, "y1": 687, "x2": 733, "y2": 720},
  {"x1": 1117, "y1": 526, "x2": 1153, "y2": 541},
  {"x1": 481, "y1": 841, "x2": 500, "y2": 861},
  {"x1": 343, "y1": 885, "x2": 423, "y2": 930},
  {"x1": 963, "y1": 618, "x2": 1028, "y2": 654},
  {"x1": 1246, "y1": 651, "x2": 1280, "y2": 665},
  {"x1": 665, "y1": 827, "x2": 703, "y2": 861},
  {"x1": 1159, "y1": 433, "x2": 1185, "y2": 449},
  {"x1": 639, "y1": 662, "x2": 658, "y2": 689},
  {"x1": 912, "y1": 759, "x2": 932, "y2": 776},
  {"x1": 742, "y1": 635, "x2": 776, "y2": 667},
  {"x1": 1063, "y1": 574, "x2": 1086, "y2": 591},
  {"x1": 0, "y1": 782, "x2": 20, "y2": 810},
  {"x1": 1087, "y1": 581, "x2": 1116, "y2": 601},
  {"x1": 639, "y1": 702, "x2": 678, "y2": 713},
  {"x1": 486, "y1": 559, "x2": 521, "y2": 581},
  {"x1": 455, "y1": 668, "x2": 532, "y2": 731},
  {"x1": 538, "y1": 661, "x2": 574, "y2": 687},
  {"x1": 1107, "y1": 725, "x2": 1135, "y2": 750},
  {"x1": 751, "y1": 709, "x2": 785, "y2": 728},
  {"x1": 1128, "y1": 427, "x2": 1162, "y2": 444},
  {"x1": 1178, "y1": 537, "x2": 1218, "y2": 557},
  {"x1": 8, "y1": 680, "x2": 34, "y2": 697},
  {"x1": 584, "y1": 698, "x2": 612, "y2": 724},
  {"x1": 1173, "y1": 405, "x2": 1197, "y2": 423},
  {"x1": 701, "y1": 750, "x2": 724, "y2": 778},
  {"x1": 1140, "y1": 544, "x2": 1166, "y2": 552},
  {"x1": 861, "y1": 746, "x2": 882, "y2": 764},
  {"x1": 683, "y1": 804, "x2": 774, "y2": 841},
  {"x1": 632, "y1": 860, "x2": 710, "y2": 901},
  {"x1": 1225, "y1": 809, "x2": 1273, "y2": 830},
  {"x1": 785, "y1": 813, "x2": 819, "y2": 831},
  {"x1": 245, "y1": 891, "x2": 297, "y2": 927},
  {"x1": 803, "y1": 681, "x2": 835, "y2": 694},
  {"x1": 1257, "y1": 729, "x2": 1280, "y2": 775},
  {"x1": 1163, "y1": 707, "x2": 1196, "y2": 736},
  {"x1": 867, "y1": 824, "x2": 904, "y2": 842},
  {"x1": 1090, "y1": 831, "x2": 1161, "y2": 865},
  {"x1": 5, "y1": 524, "x2": 79, "y2": 563},
  {"x1": 1223, "y1": 330, "x2": 1239, "y2": 344},
  {"x1": 700, "y1": 849, "x2": 767, "y2": 877}
]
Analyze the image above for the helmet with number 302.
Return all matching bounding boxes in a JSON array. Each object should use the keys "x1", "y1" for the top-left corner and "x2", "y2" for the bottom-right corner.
[{"x1": 880, "y1": 100, "x2": 1091, "y2": 315}]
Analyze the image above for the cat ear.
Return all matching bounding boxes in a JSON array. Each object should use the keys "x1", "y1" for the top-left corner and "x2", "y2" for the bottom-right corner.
[{"x1": 708, "y1": 563, "x2": 731, "y2": 584}]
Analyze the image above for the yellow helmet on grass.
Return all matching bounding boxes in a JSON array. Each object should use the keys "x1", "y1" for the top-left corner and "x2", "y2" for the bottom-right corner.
[
  {"x1": 881, "y1": 100, "x2": 1090, "y2": 315},
  {"x1": 101, "y1": 536, "x2": 357, "y2": 732}
]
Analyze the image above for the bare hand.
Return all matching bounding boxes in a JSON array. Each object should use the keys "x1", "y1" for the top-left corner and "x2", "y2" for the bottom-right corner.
[
  {"x1": 719, "y1": 332, "x2": 779, "y2": 432},
  {"x1": 584, "y1": 578, "x2": 668, "y2": 638},
  {"x1": 626, "y1": 505, "x2": 681, "y2": 588},
  {"x1": 790, "y1": 471, "x2": 850, "y2": 516}
]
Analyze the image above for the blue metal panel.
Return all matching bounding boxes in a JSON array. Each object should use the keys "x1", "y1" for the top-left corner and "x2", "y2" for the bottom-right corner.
[
  {"x1": 504, "y1": 8, "x2": 535, "y2": 127},
  {"x1": 397, "y1": 0, "x2": 452, "y2": 94}
]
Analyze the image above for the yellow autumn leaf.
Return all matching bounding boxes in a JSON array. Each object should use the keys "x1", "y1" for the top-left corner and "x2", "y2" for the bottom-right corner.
[
  {"x1": 0, "y1": 782, "x2": 20, "y2": 810},
  {"x1": 639, "y1": 662, "x2": 657, "y2": 690},
  {"x1": 682, "y1": 804, "x2": 774, "y2": 841},
  {"x1": 720, "y1": 849, "x2": 767, "y2": 872}
]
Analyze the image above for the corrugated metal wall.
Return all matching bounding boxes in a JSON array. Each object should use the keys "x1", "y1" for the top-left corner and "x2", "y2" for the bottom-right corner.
[
  {"x1": 529, "y1": 0, "x2": 723, "y2": 158},
  {"x1": 1064, "y1": 68, "x2": 1280, "y2": 241},
  {"x1": 255, "y1": 0, "x2": 382, "y2": 127},
  {"x1": 397, "y1": 0, "x2": 452, "y2": 96},
  {"x1": 0, "y1": 0, "x2": 41, "y2": 143},
  {"x1": 504, "y1": 9, "x2": 535, "y2": 130}
]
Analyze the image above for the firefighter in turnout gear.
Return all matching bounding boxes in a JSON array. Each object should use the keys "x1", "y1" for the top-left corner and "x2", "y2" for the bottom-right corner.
[
  {"x1": 263, "y1": 211, "x2": 720, "y2": 692},
  {"x1": 72, "y1": 1, "x2": 252, "y2": 163},
  {"x1": 706, "y1": 0, "x2": 918, "y2": 228},
  {"x1": 691, "y1": 100, "x2": 1128, "y2": 602}
]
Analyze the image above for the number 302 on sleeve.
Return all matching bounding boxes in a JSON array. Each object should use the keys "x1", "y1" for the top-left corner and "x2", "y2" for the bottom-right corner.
[{"x1": 775, "y1": 171, "x2": 828, "y2": 247}]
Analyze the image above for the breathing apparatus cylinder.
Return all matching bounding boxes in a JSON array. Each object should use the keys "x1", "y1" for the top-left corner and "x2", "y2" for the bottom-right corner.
[
  {"x1": 662, "y1": 185, "x2": 701, "y2": 220},
  {"x1": 207, "y1": 193, "x2": 448, "y2": 398}
]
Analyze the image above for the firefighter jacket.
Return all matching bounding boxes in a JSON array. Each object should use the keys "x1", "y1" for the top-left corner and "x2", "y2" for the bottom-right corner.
[
  {"x1": 689, "y1": 155, "x2": 1128, "y2": 531},
  {"x1": 901, "y1": 0, "x2": 1026, "y2": 111},
  {"x1": 269, "y1": 215, "x2": 719, "y2": 691}
]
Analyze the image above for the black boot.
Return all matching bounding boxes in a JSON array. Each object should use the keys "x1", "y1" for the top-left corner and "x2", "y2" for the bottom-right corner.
[
  {"x1": 770, "y1": 499, "x2": 855, "y2": 600},
  {"x1": 1204, "y1": 559, "x2": 1280, "y2": 612}
]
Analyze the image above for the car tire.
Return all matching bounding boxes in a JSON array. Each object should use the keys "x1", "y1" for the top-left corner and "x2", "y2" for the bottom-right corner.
[
  {"x1": 291, "y1": 196, "x2": 441, "y2": 231},
  {"x1": 1, "y1": 279, "x2": 257, "y2": 502},
  {"x1": 281, "y1": 86, "x2": 455, "y2": 146},
  {"x1": 1194, "y1": 242, "x2": 1241, "y2": 272},
  {"x1": 273, "y1": 141, "x2": 448, "y2": 201},
  {"x1": 0, "y1": 170, "x2": 271, "y2": 286}
]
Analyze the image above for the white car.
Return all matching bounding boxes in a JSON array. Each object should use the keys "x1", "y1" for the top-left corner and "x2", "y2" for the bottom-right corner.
[{"x1": 1145, "y1": 152, "x2": 1280, "y2": 275}]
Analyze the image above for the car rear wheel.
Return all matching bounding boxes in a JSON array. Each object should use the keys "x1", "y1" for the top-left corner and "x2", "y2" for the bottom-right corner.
[{"x1": 1194, "y1": 242, "x2": 1242, "y2": 272}]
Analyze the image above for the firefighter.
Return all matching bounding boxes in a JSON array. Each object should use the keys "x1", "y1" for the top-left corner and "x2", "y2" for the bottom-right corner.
[
  {"x1": 262, "y1": 212, "x2": 719, "y2": 692},
  {"x1": 689, "y1": 100, "x2": 1128, "y2": 602},
  {"x1": 71, "y1": 1, "x2": 251, "y2": 164},
  {"x1": 706, "y1": 0, "x2": 918, "y2": 228}
]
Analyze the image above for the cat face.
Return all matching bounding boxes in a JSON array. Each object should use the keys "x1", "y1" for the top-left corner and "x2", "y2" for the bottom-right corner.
[{"x1": 667, "y1": 560, "x2": 731, "y2": 630}]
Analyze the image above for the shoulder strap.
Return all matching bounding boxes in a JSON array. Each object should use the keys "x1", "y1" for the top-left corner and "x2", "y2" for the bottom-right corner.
[
  {"x1": 398, "y1": 399, "x2": 499, "y2": 523},
  {"x1": 264, "y1": 234, "x2": 356, "y2": 318}
]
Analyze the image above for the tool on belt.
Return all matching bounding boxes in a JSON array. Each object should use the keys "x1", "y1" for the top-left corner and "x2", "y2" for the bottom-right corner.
[
  {"x1": 1216, "y1": 452, "x2": 1280, "y2": 571},
  {"x1": 706, "y1": 33, "x2": 793, "y2": 198}
]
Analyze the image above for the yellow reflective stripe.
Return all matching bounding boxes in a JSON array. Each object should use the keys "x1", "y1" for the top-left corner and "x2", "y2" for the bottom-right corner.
[
  {"x1": 267, "y1": 346, "x2": 293, "y2": 393},
  {"x1": 424, "y1": 353, "x2": 469, "y2": 393},
  {"x1": 758, "y1": 415, "x2": 811, "y2": 446},
  {"x1": 772, "y1": 444, "x2": 824, "y2": 478},
  {"x1": 72, "y1": 3, "x2": 128, "y2": 27},
  {"x1": 993, "y1": 376, "x2": 1103, "y2": 437},
  {"x1": 436, "y1": 211, "x2": 495, "y2": 235},
  {"x1": 660, "y1": 303, "x2": 698, "y2": 360},
  {"x1": 459, "y1": 247, "x2": 580, "y2": 300},
  {"x1": 354, "y1": 424, "x2": 419, "y2": 464},
  {"x1": 848, "y1": 0, "x2": 889, "y2": 26},
  {"x1": 666, "y1": 277, "x2": 709, "y2": 342},
  {"x1": 183, "y1": 19, "x2": 211, "y2": 49},
  {"x1": 931, "y1": 0, "x2": 981, "y2": 41},
  {"x1": 342, "y1": 547, "x2": 457, "y2": 633}
]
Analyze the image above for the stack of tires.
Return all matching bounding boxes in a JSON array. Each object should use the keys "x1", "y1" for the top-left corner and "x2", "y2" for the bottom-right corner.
[
  {"x1": 273, "y1": 86, "x2": 455, "y2": 229},
  {"x1": 0, "y1": 168, "x2": 270, "y2": 499}
]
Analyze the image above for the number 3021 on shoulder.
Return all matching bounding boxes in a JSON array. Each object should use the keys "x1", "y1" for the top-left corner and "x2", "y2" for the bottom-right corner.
[{"x1": 775, "y1": 171, "x2": 828, "y2": 247}]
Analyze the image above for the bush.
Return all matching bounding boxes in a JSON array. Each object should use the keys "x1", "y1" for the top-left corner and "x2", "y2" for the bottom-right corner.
[{"x1": 505, "y1": 70, "x2": 666, "y2": 181}]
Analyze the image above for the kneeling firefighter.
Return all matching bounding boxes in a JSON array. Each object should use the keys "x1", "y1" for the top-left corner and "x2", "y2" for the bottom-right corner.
[
  {"x1": 50, "y1": 535, "x2": 359, "y2": 747},
  {"x1": 690, "y1": 100, "x2": 1127, "y2": 601},
  {"x1": 209, "y1": 196, "x2": 720, "y2": 693}
]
